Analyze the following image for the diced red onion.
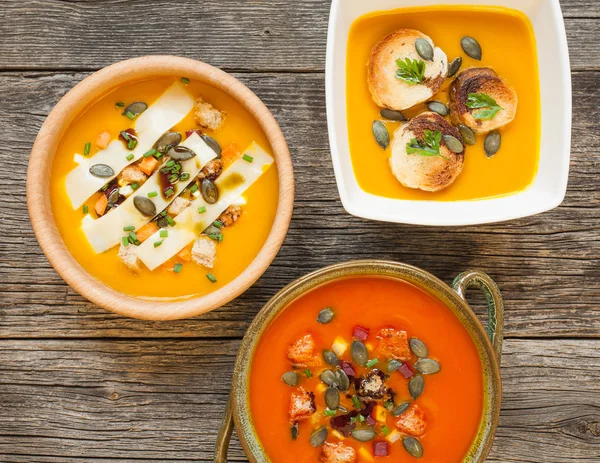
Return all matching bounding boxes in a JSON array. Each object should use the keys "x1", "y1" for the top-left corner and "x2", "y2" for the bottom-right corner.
[
  {"x1": 373, "y1": 441, "x2": 389, "y2": 456},
  {"x1": 341, "y1": 361, "x2": 356, "y2": 377},
  {"x1": 398, "y1": 362, "x2": 414, "y2": 379},
  {"x1": 366, "y1": 415, "x2": 376, "y2": 426},
  {"x1": 353, "y1": 325, "x2": 370, "y2": 341}
]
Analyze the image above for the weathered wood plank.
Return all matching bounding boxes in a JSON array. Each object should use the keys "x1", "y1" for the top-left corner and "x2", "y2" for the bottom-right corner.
[
  {"x1": 0, "y1": 339, "x2": 597, "y2": 461},
  {"x1": 0, "y1": 71, "x2": 599, "y2": 338},
  {"x1": 0, "y1": 0, "x2": 597, "y2": 71}
]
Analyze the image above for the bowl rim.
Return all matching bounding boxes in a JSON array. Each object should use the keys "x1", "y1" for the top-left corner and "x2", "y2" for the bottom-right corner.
[
  {"x1": 26, "y1": 55, "x2": 294, "y2": 320},
  {"x1": 230, "y1": 260, "x2": 502, "y2": 462}
]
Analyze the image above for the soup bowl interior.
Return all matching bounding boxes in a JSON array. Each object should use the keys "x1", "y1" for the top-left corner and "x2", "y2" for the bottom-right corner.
[
  {"x1": 223, "y1": 260, "x2": 503, "y2": 463},
  {"x1": 27, "y1": 56, "x2": 294, "y2": 320}
]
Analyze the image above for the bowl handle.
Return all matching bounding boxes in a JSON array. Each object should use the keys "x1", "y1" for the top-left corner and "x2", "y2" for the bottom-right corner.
[
  {"x1": 214, "y1": 397, "x2": 234, "y2": 463},
  {"x1": 452, "y1": 270, "x2": 504, "y2": 362}
]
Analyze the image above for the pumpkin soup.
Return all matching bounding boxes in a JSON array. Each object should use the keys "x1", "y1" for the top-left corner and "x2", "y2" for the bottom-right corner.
[
  {"x1": 50, "y1": 77, "x2": 279, "y2": 299},
  {"x1": 250, "y1": 277, "x2": 483, "y2": 462},
  {"x1": 346, "y1": 6, "x2": 540, "y2": 200}
]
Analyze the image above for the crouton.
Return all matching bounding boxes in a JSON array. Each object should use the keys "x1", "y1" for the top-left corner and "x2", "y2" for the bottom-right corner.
[
  {"x1": 287, "y1": 334, "x2": 320, "y2": 368},
  {"x1": 193, "y1": 97, "x2": 226, "y2": 131},
  {"x1": 96, "y1": 131, "x2": 111, "y2": 149},
  {"x1": 168, "y1": 197, "x2": 191, "y2": 217},
  {"x1": 449, "y1": 67, "x2": 518, "y2": 133},
  {"x1": 368, "y1": 29, "x2": 448, "y2": 110},
  {"x1": 289, "y1": 387, "x2": 316, "y2": 423},
  {"x1": 374, "y1": 328, "x2": 411, "y2": 361},
  {"x1": 191, "y1": 236, "x2": 217, "y2": 269},
  {"x1": 118, "y1": 165, "x2": 147, "y2": 186},
  {"x1": 118, "y1": 243, "x2": 141, "y2": 273},
  {"x1": 394, "y1": 404, "x2": 427, "y2": 437},
  {"x1": 390, "y1": 112, "x2": 465, "y2": 192},
  {"x1": 218, "y1": 205, "x2": 242, "y2": 228},
  {"x1": 357, "y1": 370, "x2": 389, "y2": 401},
  {"x1": 320, "y1": 442, "x2": 357, "y2": 463},
  {"x1": 197, "y1": 159, "x2": 223, "y2": 182}
]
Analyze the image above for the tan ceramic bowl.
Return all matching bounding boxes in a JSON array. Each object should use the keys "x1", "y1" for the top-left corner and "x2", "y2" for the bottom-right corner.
[
  {"x1": 215, "y1": 260, "x2": 504, "y2": 463},
  {"x1": 26, "y1": 56, "x2": 294, "y2": 321}
]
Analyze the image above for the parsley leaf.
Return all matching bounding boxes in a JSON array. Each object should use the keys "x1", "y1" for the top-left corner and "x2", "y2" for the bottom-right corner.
[
  {"x1": 406, "y1": 129, "x2": 447, "y2": 159},
  {"x1": 466, "y1": 93, "x2": 503, "y2": 120},
  {"x1": 395, "y1": 58, "x2": 426, "y2": 85}
]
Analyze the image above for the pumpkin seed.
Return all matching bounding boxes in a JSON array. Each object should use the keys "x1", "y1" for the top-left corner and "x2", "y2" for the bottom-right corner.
[
  {"x1": 309, "y1": 426, "x2": 328, "y2": 447},
  {"x1": 458, "y1": 124, "x2": 476, "y2": 145},
  {"x1": 320, "y1": 370, "x2": 337, "y2": 387},
  {"x1": 426, "y1": 101, "x2": 449, "y2": 116},
  {"x1": 351, "y1": 429, "x2": 376, "y2": 442},
  {"x1": 123, "y1": 101, "x2": 148, "y2": 118},
  {"x1": 372, "y1": 120, "x2": 390, "y2": 150},
  {"x1": 335, "y1": 369, "x2": 350, "y2": 392},
  {"x1": 202, "y1": 135, "x2": 222, "y2": 158},
  {"x1": 403, "y1": 437, "x2": 423, "y2": 458},
  {"x1": 380, "y1": 109, "x2": 407, "y2": 121},
  {"x1": 107, "y1": 188, "x2": 119, "y2": 205},
  {"x1": 168, "y1": 146, "x2": 196, "y2": 161},
  {"x1": 203, "y1": 224, "x2": 221, "y2": 236},
  {"x1": 291, "y1": 423, "x2": 299, "y2": 441},
  {"x1": 409, "y1": 338, "x2": 428, "y2": 358},
  {"x1": 89, "y1": 164, "x2": 115, "y2": 178},
  {"x1": 201, "y1": 179, "x2": 219, "y2": 204},
  {"x1": 325, "y1": 387, "x2": 340, "y2": 410},
  {"x1": 133, "y1": 196, "x2": 157, "y2": 217},
  {"x1": 317, "y1": 307, "x2": 335, "y2": 324},
  {"x1": 388, "y1": 359, "x2": 402, "y2": 373},
  {"x1": 323, "y1": 349, "x2": 339, "y2": 367},
  {"x1": 282, "y1": 371, "x2": 299, "y2": 386},
  {"x1": 409, "y1": 375, "x2": 424, "y2": 399},
  {"x1": 393, "y1": 401, "x2": 411, "y2": 417},
  {"x1": 415, "y1": 358, "x2": 441, "y2": 375},
  {"x1": 448, "y1": 57, "x2": 462, "y2": 78},
  {"x1": 415, "y1": 38, "x2": 434, "y2": 61},
  {"x1": 461, "y1": 36, "x2": 482, "y2": 60},
  {"x1": 484, "y1": 130, "x2": 501, "y2": 157},
  {"x1": 351, "y1": 341, "x2": 369, "y2": 366},
  {"x1": 442, "y1": 134, "x2": 464, "y2": 154},
  {"x1": 155, "y1": 132, "x2": 182, "y2": 153}
]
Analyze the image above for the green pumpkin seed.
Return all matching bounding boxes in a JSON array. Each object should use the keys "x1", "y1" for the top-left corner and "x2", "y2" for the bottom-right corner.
[
  {"x1": 202, "y1": 135, "x2": 222, "y2": 158},
  {"x1": 403, "y1": 437, "x2": 423, "y2": 458},
  {"x1": 461, "y1": 36, "x2": 482, "y2": 60},
  {"x1": 352, "y1": 428, "x2": 376, "y2": 442},
  {"x1": 335, "y1": 369, "x2": 350, "y2": 392},
  {"x1": 320, "y1": 370, "x2": 337, "y2": 387},
  {"x1": 325, "y1": 387, "x2": 340, "y2": 410},
  {"x1": 442, "y1": 134, "x2": 464, "y2": 154},
  {"x1": 107, "y1": 188, "x2": 120, "y2": 205},
  {"x1": 323, "y1": 349, "x2": 339, "y2": 367},
  {"x1": 393, "y1": 401, "x2": 411, "y2": 416},
  {"x1": 168, "y1": 146, "x2": 196, "y2": 161},
  {"x1": 291, "y1": 423, "x2": 299, "y2": 440},
  {"x1": 309, "y1": 426, "x2": 328, "y2": 447},
  {"x1": 415, "y1": 358, "x2": 441, "y2": 375},
  {"x1": 415, "y1": 38, "x2": 434, "y2": 61},
  {"x1": 373, "y1": 120, "x2": 390, "y2": 150},
  {"x1": 201, "y1": 179, "x2": 219, "y2": 204},
  {"x1": 457, "y1": 124, "x2": 476, "y2": 145},
  {"x1": 133, "y1": 196, "x2": 157, "y2": 217},
  {"x1": 123, "y1": 101, "x2": 148, "y2": 118},
  {"x1": 317, "y1": 307, "x2": 335, "y2": 324},
  {"x1": 380, "y1": 109, "x2": 407, "y2": 121},
  {"x1": 282, "y1": 371, "x2": 299, "y2": 386},
  {"x1": 409, "y1": 375, "x2": 425, "y2": 399},
  {"x1": 351, "y1": 341, "x2": 369, "y2": 366},
  {"x1": 388, "y1": 359, "x2": 402, "y2": 373},
  {"x1": 484, "y1": 130, "x2": 501, "y2": 157},
  {"x1": 426, "y1": 101, "x2": 449, "y2": 116},
  {"x1": 155, "y1": 132, "x2": 182, "y2": 153},
  {"x1": 89, "y1": 164, "x2": 115, "y2": 178},
  {"x1": 448, "y1": 57, "x2": 462, "y2": 78},
  {"x1": 409, "y1": 338, "x2": 428, "y2": 358}
]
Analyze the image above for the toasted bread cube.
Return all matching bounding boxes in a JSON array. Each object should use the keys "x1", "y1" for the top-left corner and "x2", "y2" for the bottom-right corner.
[
  {"x1": 288, "y1": 334, "x2": 319, "y2": 367},
  {"x1": 118, "y1": 165, "x2": 147, "y2": 186},
  {"x1": 289, "y1": 387, "x2": 316, "y2": 423},
  {"x1": 118, "y1": 243, "x2": 140, "y2": 273},
  {"x1": 331, "y1": 336, "x2": 349, "y2": 357},
  {"x1": 191, "y1": 236, "x2": 217, "y2": 269},
  {"x1": 386, "y1": 429, "x2": 402, "y2": 444},
  {"x1": 357, "y1": 447, "x2": 374, "y2": 462},
  {"x1": 374, "y1": 405, "x2": 387, "y2": 424},
  {"x1": 168, "y1": 197, "x2": 191, "y2": 217},
  {"x1": 374, "y1": 328, "x2": 411, "y2": 361},
  {"x1": 194, "y1": 97, "x2": 226, "y2": 131},
  {"x1": 395, "y1": 404, "x2": 427, "y2": 437},
  {"x1": 320, "y1": 442, "x2": 357, "y2": 463}
]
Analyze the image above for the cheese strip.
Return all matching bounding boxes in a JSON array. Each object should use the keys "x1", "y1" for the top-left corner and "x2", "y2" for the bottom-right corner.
[
  {"x1": 82, "y1": 133, "x2": 217, "y2": 254},
  {"x1": 135, "y1": 142, "x2": 273, "y2": 271},
  {"x1": 65, "y1": 82, "x2": 195, "y2": 209}
]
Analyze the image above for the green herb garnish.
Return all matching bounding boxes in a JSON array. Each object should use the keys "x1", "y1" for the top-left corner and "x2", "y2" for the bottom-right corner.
[
  {"x1": 242, "y1": 154, "x2": 254, "y2": 163},
  {"x1": 123, "y1": 225, "x2": 135, "y2": 232},
  {"x1": 160, "y1": 229, "x2": 168, "y2": 238},
  {"x1": 126, "y1": 153, "x2": 134, "y2": 161},
  {"x1": 181, "y1": 77, "x2": 190, "y2": 85},
  {"x1": 122, "y1": 236, "x2": 129, "y2": 246},
  {"x1": 352, "y1": 396, "x2": 361, "y2": 409},
  {"x1": 82, "y1": 205, "x2": 88, "y2": 214},
  {"x1": 406, "y1": 129, "x2": 446, "y2": 159},
  {"x1": 83, "y1": 142, "x2": 91, "y2": 156},
  {"x1": 206, "y1": 272, "x2": 217, "y2": 283},
  {"x1": 304, "y1": 369, "x2": 313, "y2": 378},
  {"x1": 154, "y1": 240, "x2": 163, "y2": 248},
  {"x1": 381, "y1": 425, "x2": 391, "y2": 436},
  {"x1": 366, "y1": 358, "x2": 379, "y2": 368},
  {"x1": 127, "y1": 139, "x2": 137, "y2": 150},
  {"x1": 466, "y1": 93, "x2": 503, "y2": 120},
  {"x1": 213, "y1": 220, "x2": 223, "y2": 229},
  {"x1": 115, "y1": 101, "x2": 125, "y2": 108},
  {"x1": 180, "y1": 172, "x2": 190, "y2": 181},
  {"x1": 147, "y1": 191, "x2": 158, "y2": 198},
  {"x1": 124, "y1": 111, "x2": 136, "y2": 120},
  {"x1": 190, "y1": 184, "x2": 199, "y2": 193},
  {"x1": 143, "y1": 148, "x2": 157, "y2": 158},
  {"x1": 173, "y1": 263, "x2": 183, "y2": 273},
  {"x1": 198, "y1": 206, "x2": 207, "y2": 214},
  {"x1": 358, "y1": 414, "x2": 366, "y2": 423},
  {"x1": 395, "y1": 58, "x2": 426, "y2": 85},
  {"x1": 324, "y1": 409, "x2": 337, "y2": 417},
  {"x1": 131, "y1": 182, "x2": 140, "y2": 190},
  {"x1": 164, "y1": 187, "x2": 175, "y2": 197}
]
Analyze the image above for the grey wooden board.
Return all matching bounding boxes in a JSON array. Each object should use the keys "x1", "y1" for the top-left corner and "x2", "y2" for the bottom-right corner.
[{"x1": 0, "y1": 0, "x2": 599, "y2": 461}]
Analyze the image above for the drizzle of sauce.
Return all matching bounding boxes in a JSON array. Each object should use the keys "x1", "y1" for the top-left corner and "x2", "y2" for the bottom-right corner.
[{"x1": 118, "y1": 128, "x2": 138, "y2": 149}]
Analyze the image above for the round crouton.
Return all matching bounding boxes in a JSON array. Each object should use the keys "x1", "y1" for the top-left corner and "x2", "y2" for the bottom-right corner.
[
  {"x1": 449, "y1": 67, "x2": 518, "y2": 133},
  {"x1": 390, "y1": 112, "x2": 465, "y2": 192},
  {"x1": 368, "y1": 29, "x2": 448, "y2": 110}
]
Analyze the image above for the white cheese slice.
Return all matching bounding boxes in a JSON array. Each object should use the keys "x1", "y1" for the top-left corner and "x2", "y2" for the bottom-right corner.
[
  {"x1": 135, "y1": 142, "x2": 273, "y2": 271},
  {"x1": 65, "y1": 82, "x2": 195, "y2": 209},
  {"x1": 81, "y1": 133, "x2": 217, "y2": 254}
]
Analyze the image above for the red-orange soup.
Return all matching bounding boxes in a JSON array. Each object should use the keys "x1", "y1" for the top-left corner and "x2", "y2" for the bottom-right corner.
[{"x1": 250, "y1": 277, "x2": 483, "y2": 462}]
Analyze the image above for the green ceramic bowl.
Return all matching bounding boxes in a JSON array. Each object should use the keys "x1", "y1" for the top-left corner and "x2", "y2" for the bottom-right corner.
[{"x1": 215, "y1": 260, "x2": 504, "y2": 462}]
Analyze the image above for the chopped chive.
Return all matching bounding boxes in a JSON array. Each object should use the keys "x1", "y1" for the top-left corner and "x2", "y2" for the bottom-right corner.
[
  {"x1": 120, "y1": 130, "x2": 131, "y2": 141},
  {"x1": 116, "y1": 101, "x2": 125, "y2": 107},
  {"x1": 131, "y1": 182, "x2": 140, "y2": 190},
  {"x1": 83, "y1": 142, "x2": 91, "y2": 156},
  {"x1": 304, "y1": 369, "x2": 313, "y2": 378},
  {"x1": 173, "y1": 263, "x2": 183, "y2": 274},
  {"x1": 384, "y1": 400, "x2": 394, "y2": 410},
  {"x1": 127, "y1": 236, "x2": 134, "y2": 244},
  {"x1": 166, "y1": 160, "x2": 175, "y2": 168},
  {"x1": 122, "y1": 236, "x2": 129, "y2": 246},
  {"x1": 123, "y1": 225, "x2": 135, "y2": 232},
  {"x1": 213, "y1": 220, "x2": 223, "y2": 229},
  {"x1": 160, "y1": 229, "x2": 168, "y2": 238},
  {"x1": 381, "y1": 425, "x2": 390, "y2": 436},
  {"x1": 82, "y1": 204, "x2": 88, "y2": 214},
  {"x1": 206, "y1": 272, "x2": 217, "y2": 283},
  {"x1": 208, "y1": 233, "x2": 222, "y2": 241},
  {"x1": 164, "y1": 187, "x2": 175, "y2": 197},
  {"x1": 147, "y1": 191, "x2": 158, "y2": 198},
  {"x1": 352, "y1": 396, "x2": 361, "y2": 409},
  {"x1": 143, "y1": 148, "x2": 157, "y2": 158},
  {"x1": 126, "y1": 153, "x2": 134, "y2": 161},
  {"x1": 127, "y1": 139, "x2": 137, "y2": 150},
  {"x1": 358, "y1": 414, "x2": 365, "y2": 423},
  {"x1": 168, "y1": 174, "x2": 179, "y2": 184},
  {"x1": 190, "y1": 184, "x2": 199, "y2": 193},
  {"x1": 366, "y1": 358, "x2": 379, "y2": 368},
  {"x1": 242, "y1": 153, "x2": 254, "y2": 163},
  {"x1": 181, "y1": 77, "x2": 190, "y2": 84},
  {"x1": 167, "y1": 217, "x2": 175, "y2": 226},
  {"x1": 101, "y1": 184, "x2": 109, "y2": 192},
  {"x1": 154, "y1": 151, "x2": 164, "y2": 159},
  {"x1": 124, "y1": 110, "x2": 136, "y2": 120},
  {"x1": 153, "y1": 240, "x2": 163, "y2": 248},
  {"x1": 324, "y1": 409, "x2": 337, "y2": 417},
  {"x1": 180, "y1": 172, "x2": 190, "y2": 181},
  {"x1": 198, "y1": 206, "x2": 207, "y2": 214},
  {"x1": 128, "y1": 231, "x2": 138, "y2": 241}
]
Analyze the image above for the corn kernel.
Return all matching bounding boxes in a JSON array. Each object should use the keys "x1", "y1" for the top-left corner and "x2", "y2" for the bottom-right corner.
[
  {"x1": 331, "y1": 336, "x2": 349, "y2": 357},
  {"x1": 374, "y1": 405, "x2": 387, "y2": 424},
  {"x1": 386, "y1": 429, "x2": 402, "y2": 444},
  {"x1": 331, "y1": 430, "x2": 345, "y2": 440}
]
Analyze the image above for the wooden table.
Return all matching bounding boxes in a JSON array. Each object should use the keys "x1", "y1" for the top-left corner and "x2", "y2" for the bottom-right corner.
[{"x1": 1, "y1": 1, "x2": 598, "y2": 461}]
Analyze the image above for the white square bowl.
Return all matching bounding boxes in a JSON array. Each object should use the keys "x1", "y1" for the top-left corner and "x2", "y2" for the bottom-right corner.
[{"x1": 325, "y1": 0, "x2": 571, "y2": 226}]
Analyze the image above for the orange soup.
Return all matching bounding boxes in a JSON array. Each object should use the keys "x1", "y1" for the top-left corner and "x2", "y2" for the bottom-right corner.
[
  {"x1": 250, "y1": 277, "x2": 483, "y2": 462},
  {"x1": 346, "y1": 6, "x2": 540, "y2": 200},
  {"x1": 51, "y1": 77, "x2": 278, "y2": 299}
]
